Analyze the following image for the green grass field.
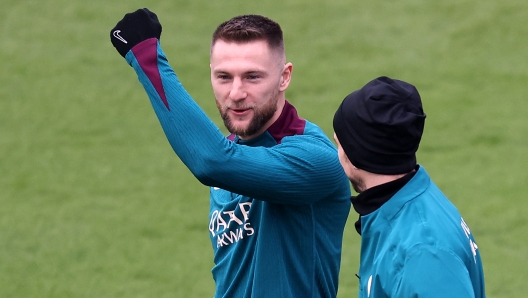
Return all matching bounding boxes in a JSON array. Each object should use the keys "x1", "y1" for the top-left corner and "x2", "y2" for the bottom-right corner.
[{"x1": 1, "y1": 0, "x2": 527, "y2": 296}]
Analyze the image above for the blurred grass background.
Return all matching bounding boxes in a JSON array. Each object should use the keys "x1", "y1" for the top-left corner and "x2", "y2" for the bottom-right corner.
[{"x1": 1, "y1": 0, "x2": 527, "y2": 296}]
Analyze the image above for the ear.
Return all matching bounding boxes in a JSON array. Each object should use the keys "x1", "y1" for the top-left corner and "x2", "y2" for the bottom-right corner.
[{"x1": 279, "y1": 62, "x2": 293, "y2": 92}]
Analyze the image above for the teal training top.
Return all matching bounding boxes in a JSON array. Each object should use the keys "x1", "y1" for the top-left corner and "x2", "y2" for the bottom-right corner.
[
  {"x1": 357, "y1": 166, "x2": 485, "y2": 297},
  {"x1": 124, "y1": 39, "x2": 351, "y2": 298}
]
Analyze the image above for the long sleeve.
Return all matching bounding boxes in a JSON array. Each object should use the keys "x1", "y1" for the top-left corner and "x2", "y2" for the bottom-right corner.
[
  {"x1": 124, "y1": 38, "x2": 347, "y2": 204},
  {"x1": 393, "y1": 246, "x2": 476, "y2": 297}
]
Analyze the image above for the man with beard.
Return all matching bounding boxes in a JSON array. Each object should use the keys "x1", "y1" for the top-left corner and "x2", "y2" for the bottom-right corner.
[
  {"x1": 110, "y1": 9, "x2": 351, "y2": 298},
  {"x1": 333, "y1": 76, "x2": 486, "y2": 297}
]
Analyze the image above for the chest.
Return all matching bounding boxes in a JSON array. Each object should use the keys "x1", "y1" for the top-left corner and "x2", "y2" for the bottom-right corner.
[{"x1": 208, "y1": 188, "x2": 261, "y2": 250}]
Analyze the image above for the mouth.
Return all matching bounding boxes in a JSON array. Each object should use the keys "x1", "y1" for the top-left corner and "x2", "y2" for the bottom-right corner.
[{"x1": 229, "y1": 108, "x2": 251, "y2": 117}]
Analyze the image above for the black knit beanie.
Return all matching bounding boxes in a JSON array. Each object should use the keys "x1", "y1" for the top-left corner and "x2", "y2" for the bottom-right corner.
[{"x1": 333, "y1": 76, "x2": 426, "y2": 175}]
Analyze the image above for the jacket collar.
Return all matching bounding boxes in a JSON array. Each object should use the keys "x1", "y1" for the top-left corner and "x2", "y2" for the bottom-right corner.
[{"x1": 351, "y1": 165, "x2": 424, "y2": 234}]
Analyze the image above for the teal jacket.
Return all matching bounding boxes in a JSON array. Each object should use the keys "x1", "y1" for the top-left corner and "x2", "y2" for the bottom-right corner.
[
  {"x1": 124, "y1": 39, "x2": 351, "y2": 298},
  {"x1": 357, "y1": 166, "x2": 485, "y2": 297}
]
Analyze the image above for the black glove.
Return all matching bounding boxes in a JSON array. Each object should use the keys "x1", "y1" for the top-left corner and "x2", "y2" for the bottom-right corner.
[{"x1": 110, "y1": 8, "x2": 162, "y2": 58}]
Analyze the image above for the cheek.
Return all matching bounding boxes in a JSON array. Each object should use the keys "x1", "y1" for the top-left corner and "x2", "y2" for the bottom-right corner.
[
  {"x1": 255, "y1": 81, "x2": 280, "y2": 99},
  {"x1": 212, "y1": 85, "x2": 228, "y2": 102}
]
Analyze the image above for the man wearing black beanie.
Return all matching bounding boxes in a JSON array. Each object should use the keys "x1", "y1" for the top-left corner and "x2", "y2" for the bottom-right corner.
[{"x1": 333, "y1": 76, "x2": 486, "y2": 297}]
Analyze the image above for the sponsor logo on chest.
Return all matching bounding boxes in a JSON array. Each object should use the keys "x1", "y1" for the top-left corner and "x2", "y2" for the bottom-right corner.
[{"x1": 209, "y1": 202, "x2": 255, "y2": 248}]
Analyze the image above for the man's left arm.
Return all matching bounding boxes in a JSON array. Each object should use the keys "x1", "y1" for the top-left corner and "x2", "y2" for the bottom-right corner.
[{"x1": 394, "y1": 246, "x2": 476, "y2": 297}]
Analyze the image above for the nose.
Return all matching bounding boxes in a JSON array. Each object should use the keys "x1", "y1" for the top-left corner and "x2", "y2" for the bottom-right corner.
[{"x1": 229, "y1": 78, "x2": 247, "y2": 101}]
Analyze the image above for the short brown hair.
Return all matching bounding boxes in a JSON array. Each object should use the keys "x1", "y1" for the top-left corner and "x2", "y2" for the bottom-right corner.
[{"x1": 211, "y1": 15, "x2": 284, "y2": 53}]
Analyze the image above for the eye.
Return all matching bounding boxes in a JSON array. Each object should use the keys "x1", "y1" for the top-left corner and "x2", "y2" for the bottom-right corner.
[
  {"x1": 216, "y1": 74, "x2": 231, "y2": 80},
  {"x1": 247, "y1": 74, "x2": 261, "y2": 80}
]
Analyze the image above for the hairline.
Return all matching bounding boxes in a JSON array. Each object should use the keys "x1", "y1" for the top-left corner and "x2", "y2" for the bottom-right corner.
[{"x1": 210, "y1": 38, "x2": 287, "y2": 68}]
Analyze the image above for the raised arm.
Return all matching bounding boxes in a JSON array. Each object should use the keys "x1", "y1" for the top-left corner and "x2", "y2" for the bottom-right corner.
[{"x1": 110, "y1": 9, "x2": 347, "y2": 204}]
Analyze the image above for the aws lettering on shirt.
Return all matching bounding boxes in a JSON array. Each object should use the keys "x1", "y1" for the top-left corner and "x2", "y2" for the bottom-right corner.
[{"x1": 209, "y1": 202, "x2": 255, "y2": 248}]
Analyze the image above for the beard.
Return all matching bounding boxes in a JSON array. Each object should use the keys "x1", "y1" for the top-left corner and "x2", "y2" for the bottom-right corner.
[{"x1": 217, "y1": 90, "x2": 279, "y2": 139}]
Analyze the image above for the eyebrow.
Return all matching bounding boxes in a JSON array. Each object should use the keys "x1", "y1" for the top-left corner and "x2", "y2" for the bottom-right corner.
[{"x1": 213, "y1": 69, "x2": 267, "y2": 76}]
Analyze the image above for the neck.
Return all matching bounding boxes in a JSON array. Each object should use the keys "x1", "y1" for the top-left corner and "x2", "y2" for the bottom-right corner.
[{"x1": 361, "y1": 170, "x2": 413, "y2": 192}]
